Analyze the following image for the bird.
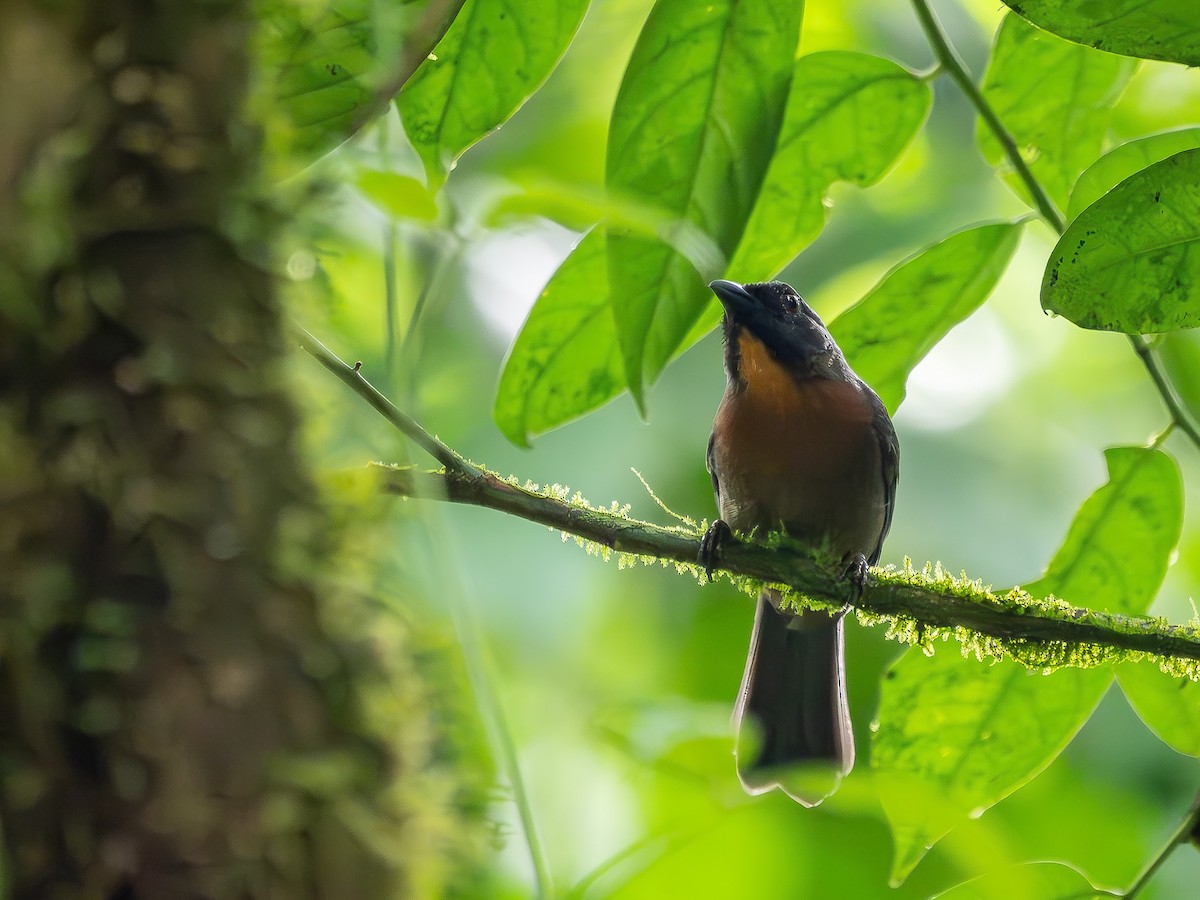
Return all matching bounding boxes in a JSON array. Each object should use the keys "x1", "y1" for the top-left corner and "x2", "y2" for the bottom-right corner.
[{"x1": 700, "y1": 278, "x2": 898, "y2": 806}]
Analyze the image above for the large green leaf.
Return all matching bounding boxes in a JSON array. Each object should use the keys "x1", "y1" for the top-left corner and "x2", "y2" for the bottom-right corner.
[
  {"x1": 1001, "y1": 0, "x2": 1200, "y2": 66},
  {"x1": 1116, "y1": 661, "x2": 1200, "y2": 757},
  {"x1": 264, "y1": 0, "x2": 459, "y2": 166},
  {"x1": 728, "y1": 51, "x2": 930, "y2": 281},
  {"x1": 606, "y1": 0, "x2": 802, "y2": 411},
  {"x1": 874, "y1": 446, "x2": 1182, "y2": 884},
  {"x1": 829, "y1": 222, "x2": 1022, "y2": 415},
  {"x1": 493, "y1": 230, "x2": 622, "y2": 446},
  {"x1": 1023, "y1": 448, "x2": 1181, "y2": 617},
  {"x1": 978, "y1": 13, "x2": 1135, "y2": 215},
  {"x1": 398, "y1": 0, "x2": 589, "y2": 187},
  {"x1": 1042, "y1": 148, "x2": 1200, "y2": 333},
  {"x1": 1068, "y1": 128, "x2": 1200, "y2": 220}
]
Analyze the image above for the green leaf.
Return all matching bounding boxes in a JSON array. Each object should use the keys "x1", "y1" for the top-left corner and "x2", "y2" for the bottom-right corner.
[
  {"x1": 356, "y1": 170, "x2": 440, "y2": 221},
  {"x1": 493, "y1": 230, "x2": 623, "y2": 446},
  {"x1": 481, "y1": 181, "x2": 723, "y2": 275},
  {"x1": 1024, "y1": 447, "x2": 1181, "y2": 617},
  {"x1": 263, "y1": 1, "x2": 458, "y2": 167},
  {"x1": 1042, "y1": 148, "x2": 1200, "y2": 333},
  {"x1": 1001, "y1": 0, "x2": 1200, "y2": 66},
  {"x1": 978, "y1": 13, "x2": 1135, "y2": 215},
  {"x1": 933, "y1": 862, "x2": 1111, "y2": 900},
  {"x1": 1116, "y1": 662, "x2": 1200, "y2": 757},
  {"x1": 875, "y1": 656, "x2": 1112, "y2": 886},
  {"x1": 1068, "y1": 128, "x2": 1200, "y2": 220},
  {"x1": 828, "y1": 221, "x2": 1022, "y2": 415},
  {"x1": 266, "y1": 2, "x2": 377, "y2": 163},
  {"x1": 874, "y1": 446, "x2": 1182, "y2": 884},
  {"x1": 606, "y1": 0, "x2": 802, "y2": 411},
  {"x1": 1021, "y1": 447, "x2": 1182, "y2": 618},
  {"x1": 398, "y1": 0, "x2": 590, "y2": 187},
  {"x1": 729, "y1": 51, "x2": 930, "y2": 280}
]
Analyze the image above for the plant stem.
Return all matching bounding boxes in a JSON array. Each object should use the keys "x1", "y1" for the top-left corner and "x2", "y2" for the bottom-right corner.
[
  {"x1": 911, "y1": 0, "x2": 1200, "y2": 455},
  {"x1": 379, "y1": 111, "x2": 403, "y2": 388},
  {"x1": 382, "y1": 216, "x2": 399, "y2": 388},
  {"x1": 397, "y1": 231, "x2": 460, "y2": 401},
  {"x1": 910, "y1": 0, "x2": 1066, "y2": 233},
  {"x1": 423, "y1": 511, "x2": 556, "y2": 899},
  {"x1": 1125, "y1": 788, "x2": 1200, "y2": 897},
  {"x1": 1129, "y1": 336, "x2": 1200, "y2": 449}
]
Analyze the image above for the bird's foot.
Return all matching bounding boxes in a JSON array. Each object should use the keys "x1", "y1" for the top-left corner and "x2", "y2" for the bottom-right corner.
[
  {"x1": 698, "y1": 519, "x2": 732, "y2": 583},
  {"x1": 841, "y1": 554, "x2": 869, "y2": 603}
]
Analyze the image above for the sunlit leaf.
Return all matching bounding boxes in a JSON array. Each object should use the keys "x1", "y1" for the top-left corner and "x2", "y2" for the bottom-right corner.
[
  {"x1": 1023, "y1": 448, "x2": 1181, "y2": 620},
  {"x1": 493, "y1": 229, "x2": 623, "y2": 447},
  {"x1": 1001, "y1": 0, "x2": 1200, "y2": 66},
  {"x1": 1068, "y1": 128, "x2": 1200, "y2": 220},
  {"x1": 398, "y1": 0, "x2": 589, "y2": 187},
  {"x1": 266, "y1": 3, "x2": 376, "y2": 162},
  {"x1": 874, "y1": 446, "x2": 1182, "y2": 884},
  {"x1": 1042, "y1": 148, "x2": 1200, "y2": 333},
  {"x1": 933, "y1": 861, "x2": 1111, "y2": 900},
  {"x1": 729, "y1": 51, "x2": 930, "y2": 281},
  {"x1": 264, "y1": 1, "x2": 457, "y2": 167},
  {"x1": 978, "y1": 13, "x2": 1135, "y2": 214},
  {"x1": 829, "y1": 221, "x2": 1022, "y2": 415},
  {"x1": 1116, "y1": 662, "x2": 1200, "y2": 757},
  {"x1": 875, "y1": 657, "x2": 1111, "y2": 886},
  {"x1": 606, "y1": 0, "x2": 802, "y2": 411},
  {"x1": 482, "y1": 181, "x2": 723, "y2": 275},
  {"x1": 356, "y1": 170, "x2": 440, "y2": 221}
]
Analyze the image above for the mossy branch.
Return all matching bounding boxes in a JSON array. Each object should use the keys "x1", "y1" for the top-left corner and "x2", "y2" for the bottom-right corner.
[
  {"x1": 379, "y1": 465, "x2": 1200, "y2": 674},
  {"x1": 300, "y1": 332, "x2": 1200, "y2": 677}
]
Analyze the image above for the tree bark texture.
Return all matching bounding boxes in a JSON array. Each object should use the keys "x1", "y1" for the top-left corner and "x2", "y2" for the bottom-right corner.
[{"x1": 0, "y1": 2, "x2": 487, "y2": 897}]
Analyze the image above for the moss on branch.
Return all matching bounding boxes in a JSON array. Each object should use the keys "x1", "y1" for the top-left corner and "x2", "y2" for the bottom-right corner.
[
  {"x1": 300, "y1": 330, "x2": 1200, "y2": 681},
  {"x1": 377, "y1": 464, "x2": 1200, "y2": 679}
]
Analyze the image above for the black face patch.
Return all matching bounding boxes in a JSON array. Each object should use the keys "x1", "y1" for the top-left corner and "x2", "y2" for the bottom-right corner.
[
  {"x1": 712, "y1": 280, "x2": 833, "y2": 368},
  {"x1": 744, "y1": 281, "x2": 801, "y2": 315}
]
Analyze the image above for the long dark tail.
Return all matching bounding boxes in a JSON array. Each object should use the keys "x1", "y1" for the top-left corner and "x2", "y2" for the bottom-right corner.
[{"x1": 733, "y1": 593, "x2": 854, "y2": 806}]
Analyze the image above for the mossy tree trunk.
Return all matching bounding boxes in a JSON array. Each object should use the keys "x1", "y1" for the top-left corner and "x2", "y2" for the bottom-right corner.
[{"x1": 0, "y1": 2, "x2": 483, "y2": 897}]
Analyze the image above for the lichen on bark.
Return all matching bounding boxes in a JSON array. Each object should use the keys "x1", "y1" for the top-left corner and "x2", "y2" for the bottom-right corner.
[{"x1": 0, "y1": 1, "x2": 489, "y2": 897}]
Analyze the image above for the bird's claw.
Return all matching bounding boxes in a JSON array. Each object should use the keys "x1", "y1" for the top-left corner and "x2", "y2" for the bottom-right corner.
[
  {"x1": 699, "y1": 519, "x2": 732, "y2": 583},
  {"x1": 841, "y1": 554, "x2": 869, "y2": 602}
]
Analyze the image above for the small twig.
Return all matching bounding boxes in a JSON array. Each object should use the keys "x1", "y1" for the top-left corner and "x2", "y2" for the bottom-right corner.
[
  {"x1": 1125, "y1": 787, "x2": 1200, "y2": 897},
  {"x1": 1129, "y1": 337, "x2": 1200, "y2": 450},
  {"x1": 913, "y1": 0, "x2": 1200, "y2": 461},
  {"x1": 910, "y1": 0, "x2": 1066, "y2": 232},
  {"x1": 296, "y1": 327, "x2": 473, "y2": 477}
]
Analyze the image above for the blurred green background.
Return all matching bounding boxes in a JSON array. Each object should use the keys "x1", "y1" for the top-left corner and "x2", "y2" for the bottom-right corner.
[{"x1": 284, "y1": 0, "x2": 1200, "y2": 895}]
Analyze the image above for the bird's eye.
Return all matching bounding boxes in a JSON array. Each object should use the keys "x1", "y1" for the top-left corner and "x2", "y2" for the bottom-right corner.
[{"x1": 782, "y1": 294, "x2": 799, "y2": 313}]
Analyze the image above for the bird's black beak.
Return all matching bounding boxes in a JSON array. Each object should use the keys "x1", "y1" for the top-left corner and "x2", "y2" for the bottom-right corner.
[{"x1": 710, "y1": 280, "x2": 757, "y2": 320}]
